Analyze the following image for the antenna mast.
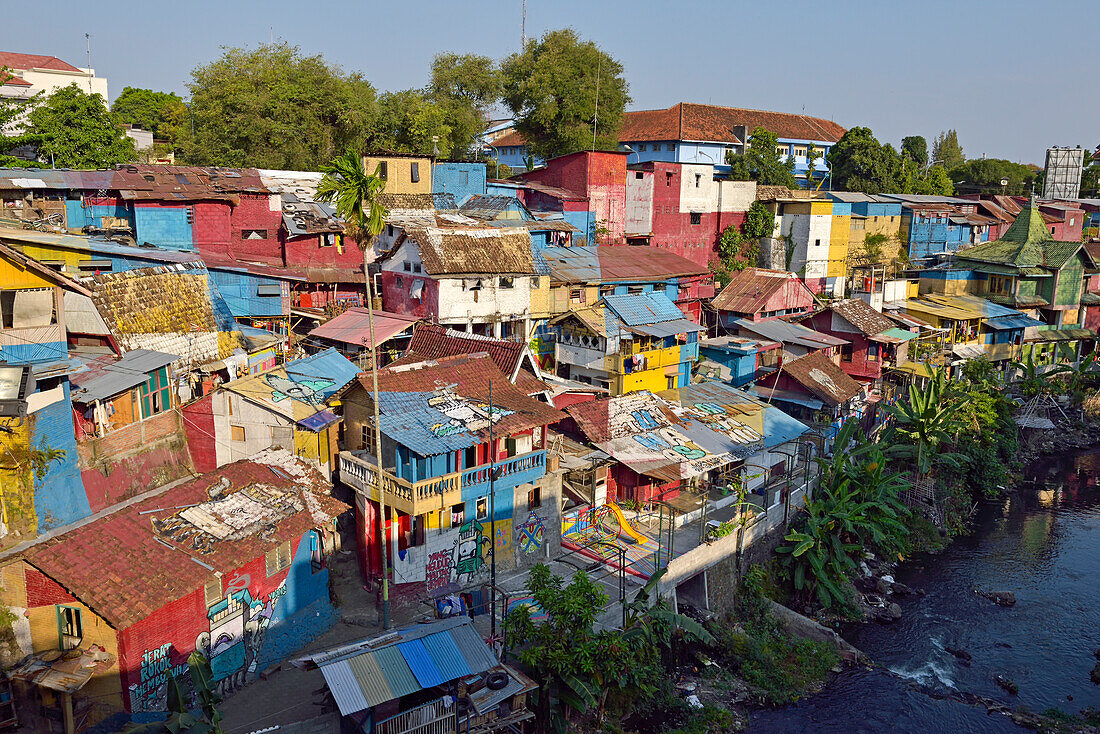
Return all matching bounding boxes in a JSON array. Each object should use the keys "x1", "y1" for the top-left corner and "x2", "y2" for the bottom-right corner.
[
  {"x1": 591, "y1": 56, "x2": 601, "y2": 152},
  {"x1": 521, "y1": 0, "x2": 527, "y2": 48},
  {"x1": 85, "y1": 34, "x2": 92, "y2": 92}
]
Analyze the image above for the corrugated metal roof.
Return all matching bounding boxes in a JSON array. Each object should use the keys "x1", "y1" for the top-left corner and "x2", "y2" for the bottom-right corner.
[
  {"x1": 629, "y1": 317, "x2": 704, "y2": 338},
  {"x1": 734, "y1": 318, "x2": 848, "y2": 350},
  {"x1": 450, "y1": 621, "x2": 500, "y2": 675},
  {"x1": 370, "y1": 645, "x2": 421, "y2": 701},
  {"x1": 320, "y1": 660, "x2": 370, "y2": 716},
  {"x1": 603, "y1": 292, "x2": 685, "y2": 326},
  {"x1": 70, "y1": 349, "x2": 179, "y2": 402},
  {"x1": 712, "y1": 268, "x2": 813, "y2": 314},
  {"x1": 397, "y1": 639, "x2": 446, "y2": 689},
  {"x1": 422, "y1": 631, "x2": 472, "y2": 682},
  {"x1": 309, "y1": 308, "x2": 418, "y2": 347},
  {"x1": 985, "y1": 314, "x2": 1045, "y2": 330}
]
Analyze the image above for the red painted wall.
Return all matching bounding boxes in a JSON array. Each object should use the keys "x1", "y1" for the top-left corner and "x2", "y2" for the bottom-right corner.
[
  {"x1": 81, "y1": 445, "x2": 194, "y2": 513},
  {"x1": 181, "y1": 394, "x2": 217, "y2": 474},
  {"x1": 647, "y1": 162, "x2": 747, "y2": 268},
  {"x1": 25, "y1": 566, "x2": 78, "y2": 607},
  {"x1": 228, "y1": 194, "x2": 283, "y2": 266},
  {"x1": 802, "y1": 312, "x2": 882, "y2": 382},
  {"x1": 284, "y1": 233, "x2": 364, "y2": 271},
  {"x1": 191, "y1": 201, "x2": 233, "y2": 261},
  {"x1": 519, "y1": 151, "x2": 629, "y2": 245},
  {"x1": 379, "y1": 272, "x2": 440, "y2": 318}
]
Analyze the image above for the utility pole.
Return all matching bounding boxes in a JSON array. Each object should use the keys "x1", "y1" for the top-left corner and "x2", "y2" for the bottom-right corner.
[
  {"x1": 488, "y1": 380, "x2": 498, "y2": 642},
  {"x1": 85, "y1": 34, "x2": 92, "y2": 93},
  {"x1": 365, "y1": 264, "x2": 391, "y2": 629}
]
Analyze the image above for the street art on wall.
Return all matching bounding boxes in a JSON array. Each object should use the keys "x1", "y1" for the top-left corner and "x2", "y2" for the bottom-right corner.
[
  {"x1": 516, "y1": 513, "x2": 545, "y2": 554},
  {"x1": 427, "y1": 390, "x2": 514, "y2": 438},
  {"x1": 129, "y1": 580, "x2": 289, "y2": 712},
  {"x1": 263, "y1": 372, "x2": 334, "y2": 406},
  {"x1": 682, "y1": 402, "x2": 764, "y2": 448}
]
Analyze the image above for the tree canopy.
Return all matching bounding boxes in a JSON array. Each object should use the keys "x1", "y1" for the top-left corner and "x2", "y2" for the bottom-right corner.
[
  {"x1": 932, "y1": 129, "x2": 965, "y2": 170},
  {"x1": 726, "y1": 126, "x2": 798, "y2": 188},
  {"x1": 948, "y1": 157, "x2": 1039, "y2": 196},
  {"x1": 901, "y1": 135, "x2": 928, "y2": 169},
  {"x1": 501, "y1": 29, "x2": 630, "y2": 161},
  {"x1": 110, "y1": 87, "x2": 188, "y2": 145},
  {"x1": 28, "y1": 85, "x2": 135, "y2": 168},
  {"x1": 185, "y1": 42, "x2": 377, "y2": 169},
  {"x1": 828, "y1": 127, "x2": 953, "y2": 195},
  {"x1": 0, "y1": 66, "x2": 41, "y2": 167},
  {"x1": 427, "y1": 53, "x2": 501, "y2": 160}
]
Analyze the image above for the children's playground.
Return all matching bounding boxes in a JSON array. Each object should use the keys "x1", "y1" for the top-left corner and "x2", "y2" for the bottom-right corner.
[{"x1": 560, "y1": 503, "x2": 676, "y2": 580}]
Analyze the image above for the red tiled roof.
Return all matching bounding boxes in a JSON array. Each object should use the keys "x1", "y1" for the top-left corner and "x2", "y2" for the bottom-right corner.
[
  {"x1": 513, "y1": 368, "x2": 550, "y2": 398},
  {"x1": 596, "y1": 246, "x2": 708, "y2": 280},
  {"x1": 491, "y1": 103, "x2": 846, "y2": 150},
  {"x1": 712, "y1": 268, "x2": 814, "y2": 313},
  {"x1": 0, "y1": 52, "x2": 84, "y2": 73},
  {"x1": 370, "y1": 353, "x2": 563, "y2": 437},
  {"x1": 827, "y1": 298, "x2": 895, "y2": 337},
  {"x1": 1, "y1": 75, "x2": 31, "y2": 87},
  {"x1": 405, "y1": 323, "x2": 526, "y2": 379},
  {"x1": 23, "y1": 450, "x2": 347, "y2": 629}
]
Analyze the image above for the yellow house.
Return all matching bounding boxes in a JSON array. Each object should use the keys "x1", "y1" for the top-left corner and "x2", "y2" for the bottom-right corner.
[{"x1": 363, "y1": 154, "x2": 433, "y2": 196}]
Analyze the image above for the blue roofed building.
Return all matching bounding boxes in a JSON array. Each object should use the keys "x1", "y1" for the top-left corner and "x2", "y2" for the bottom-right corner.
[
  {"x1": 548, "y1": 292, "x2": 703, "y2": 395},
  {"x1": 335, "y1": 352, "x2": 565, "y2": 592}
]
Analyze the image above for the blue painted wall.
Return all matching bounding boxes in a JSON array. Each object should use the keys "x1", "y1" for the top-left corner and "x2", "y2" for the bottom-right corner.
[
  {"x1": 259, "y1": 530, "x2": 339, "y2": 673},
  {"x1": 0, "y1": 341, "x2": 68, "y2": 365},
  {"x1": 906, "y1": 212, "x2": 990, "y2": 262},
  {"x1": 207, "y1": 270, "x2": 287, "y2": 319},
  {"x1": 32, "y1": 380, "x2": 93, "y2": 531},
  {"x1": 134, "y1": 206, "x2": 194, "y2": 250},
  {"x1": 65, "y1": 200, "x2": 131, "y2": 231},
  {"x1": 699, "y1": 344, "x2": 760, "y2": 387},
  {"x1": 433, "y1": 162, "x2": 487, "y2": 206}
]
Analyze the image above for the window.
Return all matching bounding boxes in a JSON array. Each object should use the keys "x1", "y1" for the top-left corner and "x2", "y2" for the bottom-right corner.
[
  {"x1": 665, "y1": 172, "x2": 673, "y2": 187},
  {"x1": 395, "y1": 275, "x2": 404, "y2": 288},
  {"x1": 231, "y1": 425, "x2": 246, "y2": 442},
  {"x1": 139, "y1": 367, "x2": 171, "y2": 420},
  {"x1": 653, "y1": 283, "x2": 666, "y2": 292},
  {"x1": 989, "y1": 275, "x2": 1013, "y2": 295},
  {"x1": 257, "y1": 284, "x2": 281, "y2": 296},
  {"x1": 695, "y1": 174, "x2": 701, "y2": 188},
  {"x1": 410, "y1": 162, "x2": 420, "y2": 183},
  {"x1": 639, "y1": 144, "x2": 647, "y2": 152},
  {"x1": 814, "y1": 239, "x2": 821, "y2": 247},
  {"x1": 628, "y1": 285, "x2": 644, "y2": 295},
  {"x1": 204, "y1": 578, "x2": 222, "y2": 607},
  {"x1": 666, "y1": 375, "x2": 678, "y2": 389},
  {"x1": 528, "y1": 486, "x2": 542, "y2": 509},
  {"x1": 413, "y1": 263, "x2": 422, "y2": 273},
  {"x1": 499, "y1": 276, "x2": 514, "y2": 289},
  {"x1": 378, "y1": 161, "x2": 388, "y2": 179},
  {"x1": 241, "y1": 229, "x2": 268, "y2": 240},
  {"x1": 451, "y1": 503, "x2": 465, "y2": 526},
  {"x1": 667, "y1": 143, "x2": 676, "y2": 152},
  {"x1": 320, "y1": 234, "x2": 332, "y2": 248},
  {"x1": 265, "y1": 541, "x2": 293, "y2": 576},
  {"x1": 0, "y1": 288, "x2": 57, "y2": 329},
  {"x1": 360, "y1": 422, "x2": 376, "y2": 451},
  {"x1": 1051, "y1": 227, "x2": 1056, "y2": 234},
  {"x1": 793, "y1": 146, "x2": 808, "y2": 157},
  {"x1": 403, "y1": 261, "x2": 412, "y2": 272},
  {"x1": 840, "y1": 345, "x2": 853, "y2": 363},
  {"x1": 690, "y1": 212, "x2": 702, "y2": 225},
  {"x1": 57, "y1": 606, "x2": 83, "y2": 651},
  {"x1": 530, "y1": 276, "x2": 540, "y2": 289},
  {"x1": 775, "y1": 146, "x2": 787, "y2": 155},
  {"x1": 570, "y1": 289, "x2": 584, "y2": 304},
  {"x1": 867, "y1": 343, "x2": 880, "y2": 362},
  {"x1": 476, "y1": 497, "x2": 488, "y2": 520},
  {"x1": 635, "y1": 172, "x2": 644, "y2": 180}
]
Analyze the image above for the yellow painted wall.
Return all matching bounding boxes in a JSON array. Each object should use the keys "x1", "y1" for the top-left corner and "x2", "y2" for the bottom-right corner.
[
  {"x1": 530, "y1": 277, "x2": 552, "y2": 320},
  {"x1": 615, "y1": 367, "x2": 670, "y2": 395},
  {"x1": 363, "y1": 155, "x2": 433, "y2": 195},
  {"x1": 828, "y1": 214, "x2": 851, "y2": 278},
  {"x1": 16, "y1": 243, "x2": 88, "y2": 275},
  {"x1": 0, "y1": 252, "x2": 59, "y2": 289}
]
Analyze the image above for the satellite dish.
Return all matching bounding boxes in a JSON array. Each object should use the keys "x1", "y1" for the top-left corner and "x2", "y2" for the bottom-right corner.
[{"x1": 1000, "y1": 178, "x2": 1009, "y2": 187}]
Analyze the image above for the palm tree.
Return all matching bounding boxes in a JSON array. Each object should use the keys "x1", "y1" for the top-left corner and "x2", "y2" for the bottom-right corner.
[{"x1": 316, "y1": 150, "x2": 391, "y2": 627}]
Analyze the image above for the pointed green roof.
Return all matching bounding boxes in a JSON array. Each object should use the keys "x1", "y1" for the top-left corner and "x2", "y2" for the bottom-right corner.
[{"x1": 953, "y1": 198, "x2": 1082, "y2": 272}]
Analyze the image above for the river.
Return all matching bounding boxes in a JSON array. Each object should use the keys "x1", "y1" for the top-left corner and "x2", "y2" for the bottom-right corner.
[{"x1": 750, "y1": 448, "x2": 1100, "y2": 732}]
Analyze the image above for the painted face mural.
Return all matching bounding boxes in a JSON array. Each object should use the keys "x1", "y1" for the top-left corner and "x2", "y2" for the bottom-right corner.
[
  {"x1": 425, "y1": 519, "x2": 493, "y2": 592},
  {"x1": 263, "y1": 373, "x2": 335, "y2": 406},
  {"x1": 427, "y1": 391, "x2": 514, "y2": 437}
]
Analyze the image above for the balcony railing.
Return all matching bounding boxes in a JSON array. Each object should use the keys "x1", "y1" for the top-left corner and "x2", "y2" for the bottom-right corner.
[
  {"x1": 339, "y1": 449, "x2": 547, "y2": 515},
  {"x1": 375, "y1": 697, "x2": 453, "y2": 734}
]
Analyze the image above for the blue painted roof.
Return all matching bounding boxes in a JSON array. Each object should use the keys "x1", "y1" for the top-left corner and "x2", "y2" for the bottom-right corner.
[
  {"x1": 284, "y1": 348, "x2": 360, "y2": 402},
  {"x1": 603, "y1": 292, "x2": 685, "y2": 326},
  {"x1": 421, "y1": 630, "x2": 473, "y2": 682},
  {"x1": 377, "y1": 390, "x2": 481, "y2": 456},
  {"x1": 397, "y1": 639, "x2": 446, "y2": 689},
  {"x1": 986, "y1": 314, "x2": 1045, "y2": 330},
  {"x1": 297, "y1": 409, "x2": 341, "y2": 431}
]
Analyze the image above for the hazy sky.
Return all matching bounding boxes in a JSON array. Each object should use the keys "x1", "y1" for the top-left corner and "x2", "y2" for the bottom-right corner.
[{"x1": 5, "y1": 0, "x2": 1096, "y2": 165}]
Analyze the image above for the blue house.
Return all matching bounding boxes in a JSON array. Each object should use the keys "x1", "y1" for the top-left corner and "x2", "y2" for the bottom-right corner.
[
  {"x1": 432, "y1": 161, "x2": 488, "y2": 206},
  {"x1": 698, "y1": 336, "x2": 782, "y2": 387},
  {"x1": 879, "y1": 195, "x2": 997, "y2": 263},
  {"x1": 336, "y1": 352, "x2": 564, "y2": 586}
]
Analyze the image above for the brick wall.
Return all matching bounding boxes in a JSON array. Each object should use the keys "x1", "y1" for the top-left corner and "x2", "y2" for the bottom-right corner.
[
  {"x1": 181, "y1": 394, "x2": 217, "y2": 474},
  {"x1": 191, "y1": 201, "x2": 233, "y2": 261}
]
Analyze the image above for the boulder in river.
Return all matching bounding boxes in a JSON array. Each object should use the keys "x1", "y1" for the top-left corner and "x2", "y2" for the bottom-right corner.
[
  {"x1": 887, "y1": 603, "x2": 902, "y2": 619},
  {"x1": 994, "y1": 675, "x2": 1019, "y2": 695},
  {"x1": 977, "y1": 590, "x2": 1016, "y2": 607},
  {"x1": 945, "y1": 645, "x2": 972, "y2": 662},
  {"x1": 1091, "y1": 663, "x2": 1100, "y2": 685}
]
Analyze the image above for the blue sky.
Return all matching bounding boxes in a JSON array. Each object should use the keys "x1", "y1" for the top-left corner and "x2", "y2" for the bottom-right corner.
[{"x1": 5, "y1": 0, "x2": 1096, "y2": 164}]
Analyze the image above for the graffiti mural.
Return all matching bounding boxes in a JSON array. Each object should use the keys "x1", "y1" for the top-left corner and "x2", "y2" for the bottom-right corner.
[
  {"x1": 516, "y1": 513, "x2": 545, "y2": 554},
  {"x1": 263, "y1": 373, "x2": 334, "y2": 406},
  {"x1": 427, "y1": 390, "x2": 515, "y2": 438},
  {"x1": 424, "y1": 519, "x2": 493, "y2": 593}
]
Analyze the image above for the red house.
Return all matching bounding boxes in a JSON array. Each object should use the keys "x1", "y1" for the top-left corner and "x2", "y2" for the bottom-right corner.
[
  {"x1": 512, "y1": 150, "x2": 629, "y2": 245},
  {"x1": 798, "y1": 298, "x2": 913, "y2": 383},
  {"x1": 712, "y1": 268, "x2": 817, "y2": 329},
  {"x1": 2, "y1": 449, "x2": 347, "y2": 725},
  {"x1": 756, "y1": 350, "x2": 864, "y2": 422}
]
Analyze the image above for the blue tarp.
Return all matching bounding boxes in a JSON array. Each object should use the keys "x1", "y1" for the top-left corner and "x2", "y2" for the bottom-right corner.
[{"x1": 985, "y1": 314, "x2": 1045, "y2": 330}]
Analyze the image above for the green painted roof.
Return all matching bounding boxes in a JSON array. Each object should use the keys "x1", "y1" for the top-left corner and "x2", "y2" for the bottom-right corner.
[{"x1": 952, "y1": 199, "x2": 1082, "y2": 273}]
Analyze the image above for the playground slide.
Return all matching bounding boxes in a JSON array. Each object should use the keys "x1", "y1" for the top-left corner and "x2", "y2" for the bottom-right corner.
[{"x1": 607, "y1": 502, "x2": 649, "y2": 545}]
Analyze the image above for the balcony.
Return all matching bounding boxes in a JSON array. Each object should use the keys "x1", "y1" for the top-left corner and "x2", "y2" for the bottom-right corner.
[
  {"x1": 339, "y1": 451, "x2": 462, "y2": 516},
  {"x1": 339, "y1": 449, "x2": 547, "y2": 515}
]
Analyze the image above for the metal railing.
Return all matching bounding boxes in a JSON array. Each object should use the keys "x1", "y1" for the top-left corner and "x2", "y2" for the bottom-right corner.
[{"x1": 375, "y1": 697, "x2": 453, "y2": 734}]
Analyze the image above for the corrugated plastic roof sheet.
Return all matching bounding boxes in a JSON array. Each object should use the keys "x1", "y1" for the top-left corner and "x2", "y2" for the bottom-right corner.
[
  {"x1": 629, "y1": 317, "x2": 704, "y2": 338},
  {"x1": 71, "y1": 349, "x2": 179, "y2": 402},
  {"x1": 397, "y1": 639, "x2": 445, "y2": 689},
  {"x1": 323, "y1": 660, "x2": 370, "y2": 716},
  {"x1": 449, "y1": 621, "x2": 501, "y2": 675},
  {"x1": 308, "y1": 308, "x2": 418, "y2": 347},
  {"x1": 734, "y1": 318, "x2": 848, "y2": 349},
  {"x1": 422, "y1": 631, "x2": 472, "y2": 682},
  {"x1": 371, "y1": 646, "x2": 422, "y2": 701},
  {"x1": 603, "y1": 292, "x2": 685, "y2": 326},
  {"x1": 985, "y1": 314, "x2": 1045, "y2": 330}
]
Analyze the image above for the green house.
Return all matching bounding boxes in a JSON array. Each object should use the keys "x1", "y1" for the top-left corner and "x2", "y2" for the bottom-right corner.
[{"x1": 952, "y1": 199, "x2": 1095, "y2": 328}]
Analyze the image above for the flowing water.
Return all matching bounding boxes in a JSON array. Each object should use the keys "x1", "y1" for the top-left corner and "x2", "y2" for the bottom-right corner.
[{"x1": 750, "y1": 448, "x2": 1100, "y2": 732}]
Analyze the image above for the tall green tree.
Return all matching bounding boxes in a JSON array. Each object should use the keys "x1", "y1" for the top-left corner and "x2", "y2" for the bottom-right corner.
[
  {"x1": 185, "y1": 42, "x2": 377, "y2": 169},
  {"x1": 827, "y1": 127, "x2": 901, "y2": 194},
  {"x1": 27, "y1": 85, "x2": 135, "y2": 168},
  {"x1": 110, "y1": 87, "x2": 188, "y2": 145},
  {"x1": 901, "y1": 135, "x2": 929, "y2": 170},
  {"x1": 726, "y1": 126, "x2": 798, "y2": 188},
  {"x1": 949, "y1": 157, "x2": 1038, "y2": 195},
  {"x1": 427, "y1": 53, "x2": 502, "y2": 159},
  {"x1": 1082, "y1": 163, "x2": 1100, "y2": 198},
  {"x1": 369, "y1": 89, "x2": 453, "y2": 158},
  {"x1": 501, "y1": 29, "x2": 630, "y2": 161},
  {"x1": 932, "y1": 129, "x2": 965, "y2": 170},
  {"x1": 0, "y1": 66, "x2": 41, "y2": 167}
]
